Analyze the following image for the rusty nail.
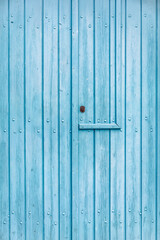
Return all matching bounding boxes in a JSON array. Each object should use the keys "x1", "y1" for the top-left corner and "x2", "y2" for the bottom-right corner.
[{"x1": 80, "y1": 106, "x2": 85, "y2": 113}]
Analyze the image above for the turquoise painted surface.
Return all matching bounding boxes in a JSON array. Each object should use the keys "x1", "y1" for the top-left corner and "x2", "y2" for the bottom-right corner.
[{"x1": 0, "y1": 0, "x2": 159, "y2": 239}]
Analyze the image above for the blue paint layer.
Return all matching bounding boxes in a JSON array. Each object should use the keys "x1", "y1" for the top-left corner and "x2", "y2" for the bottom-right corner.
[{"x1": 0, "y1": 0, "x2": 159, "y2": 239}]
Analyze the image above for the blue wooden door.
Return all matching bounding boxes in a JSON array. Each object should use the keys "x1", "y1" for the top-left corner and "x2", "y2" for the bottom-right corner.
[{"x1": 0, "y1": 0, "x2": 160, "y2": 239}]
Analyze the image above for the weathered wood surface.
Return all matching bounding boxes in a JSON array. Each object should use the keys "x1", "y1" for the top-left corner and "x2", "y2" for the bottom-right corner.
[{"x1": 0, "y1": 0, "x2": 159, "y2": 239}]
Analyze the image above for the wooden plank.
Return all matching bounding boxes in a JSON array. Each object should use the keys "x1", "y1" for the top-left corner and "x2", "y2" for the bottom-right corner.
[
  {"x1": 43, "y1": 0, "x2": 59, "y2": 239},
  {"x1": 94, "y1": 0, "x2": 110, "y2": 239},
  {"x1": 78, "y1": 0, "x2": 94, "y2": 238},
  {"x1": 0, "y1": 1, "x2": 9, "y2": 239},
  {"x1": 110, "y1": 0, "x2": 125, "y2": 238},
  {"x1": 59, "y1": 0, "x2": 72, "y2": 238},
  {"x1": 125, "y1": 0, "x2": 141, "y2": 239},
  {"x1": 142, "y1": 0, "x2": 156, "y2": 239},
  {"x1": 9, "y1": 0, "x2": 25, "y2": 239},
  {"x1": 25, "y1": 0, "x2": 43, "y2": 239},
  {"x1": 72, "y1": 0, "x2": 79, "y2": 238},
  {"x1": 110, "y1": 1, "x2": 116, "y2": 238},
  {"x1": 123, "y1": 0, "x2": 127, "y2": 237},
  {"x1": 79, "y1": 123, "x2": 120, "y2": 130}
]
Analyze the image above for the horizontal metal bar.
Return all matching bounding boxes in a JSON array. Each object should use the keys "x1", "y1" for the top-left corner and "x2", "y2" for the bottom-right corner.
[{"x1": 79, "y1": 123, "x2": 121, "y2": 130}]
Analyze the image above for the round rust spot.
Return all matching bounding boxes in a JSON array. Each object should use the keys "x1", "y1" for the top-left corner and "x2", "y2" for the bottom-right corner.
[{"x1": 80, "y1": 106, "x2": 85, "y2": 113}]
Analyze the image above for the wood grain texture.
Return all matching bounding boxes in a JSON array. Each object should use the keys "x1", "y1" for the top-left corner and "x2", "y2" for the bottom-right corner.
[
  {"x1": 0, "y1": 0, "x2": 159, "y2": 239},
  {"x1": 110, "y1": 0, "x2": 125, "y2": 238},
  {"x1": 79, "y1": 123, "x2": 120, "y2": 129},
  {"x1": 0, "y1": 0, "x2": 9, "y2": 239},
  {"x1": 25, "y1": 0, "x2": 43, "y2": 238},
  {"x1": 10, "y1": 0, "x2": 25, "y2": 239},
  {"x1": 94, "y1": 0, "x2": 110, "y2": 239},
  {"x1": 59, "y1": 0, "x2": 72, "y2": 238},
  {"x1": 125, "y1": 0, "x2": 141, "y2": 239},
  {"x1": 142, "y1": 0, "x2": 157, "y2": 239},
  {"x1": 43, "y1": 0, "x2": 59, "y2": 239},
  {"x1": 78, "y1": 0, "x2": 94, "y2": 238},
  {"x1": 72, "y1": 0, "x2": 79, "y2": 238}
]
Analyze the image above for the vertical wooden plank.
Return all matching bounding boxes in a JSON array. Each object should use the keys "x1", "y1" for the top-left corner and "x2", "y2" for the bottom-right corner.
[
  {"x1": 110, "y1": 0, "x2": 125, "y2": 239},
  {"x1": 25, "y1": 0, "x2": 43, "y2": 239},
  {"x1": 72, "y1": 0, "x2": 79, "y2": 238},
  {"x1": 59, "y1": 0, "x2": 72, "y2": 239},
  {"x1": 78, "y1": 0, "x2": 94, "y2": 238},
  {"x1": 110, "y1": 1, "x2": 116, "y2": 237},
  {"x1": 110, "y1": 0, "x2": 116, "y2": 238},
  {"x1": 0, "y1": 1, "x2": 9, "y2": 239},
  {"x1": 122, "y1": 0, "x2": 126, "y2": 238},
  {"x1": 110, "y1": 0, "x2": 116, "y2": 122},
  {"x1": 43, "y1": 0, "x2": 59, "y2": 239},
  {"x1": 125, "y1": 0, "x2": 141, "y2": 239},
  {"x1": 9, "y1": 0, "x2": 25, "y2": 238},
  {"x1": 142, "y1": 0, "x2": 156, "y2": 239},
  {"x1": 94, "y1": 0, "x2": 110, "y2": 239}
]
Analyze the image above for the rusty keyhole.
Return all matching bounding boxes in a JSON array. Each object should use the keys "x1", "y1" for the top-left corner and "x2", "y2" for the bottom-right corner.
[{"x1": 80, "y1": 106, "x2": 85, "y2": 113}]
